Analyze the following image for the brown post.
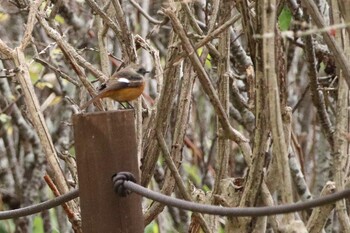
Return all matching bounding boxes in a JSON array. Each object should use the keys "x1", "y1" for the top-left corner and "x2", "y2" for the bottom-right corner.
[{"x1": 73, "y1": 110, "x2": 143, "y2": 233}]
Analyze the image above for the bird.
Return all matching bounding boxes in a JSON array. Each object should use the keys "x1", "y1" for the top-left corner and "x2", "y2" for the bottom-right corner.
[{"x1": 81, "y1": 63, "x2": 149, "y2": 110}]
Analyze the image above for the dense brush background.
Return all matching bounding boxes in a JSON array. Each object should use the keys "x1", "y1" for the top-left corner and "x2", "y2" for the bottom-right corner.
[{"x1": 0, "y1": 0, "x2": 349, "y2": 232}]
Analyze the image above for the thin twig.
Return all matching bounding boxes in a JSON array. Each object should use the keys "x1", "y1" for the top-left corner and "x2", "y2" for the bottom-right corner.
[
  {"x1": 212, "y1": 3, "x2": 231, "y2": 196},
  {"x1": 128, "y1": 0, "x2": 165, "y2": 25},
  {"x1": 156, "y1": 130, "x2": 211, "y2": 233},
  {"x1": 331, "y1": 0, "x2": 350, "y2": 229},
  {"x1": 111, "y1": 0, "x2": 137, "y2": 63},
  {"x1": 173, "y1": 13, "x2": 241, "y2": 64},
  {"x1": 11, "y1": 48, "x2": 82, "y2": 231},
  {"x1": 34, "y1": 57, "x2": 80, "y2": 87},
  {"x1": 303, "y1": 13, "x2": 334, "y2": 149},
  {"x1": 301, "y1": 0, "x2": 350, "y2": 87},
  {"x1": 263, "y1": 0, "x2": 293, "y2": 223},
  {"x1": 0, "y1": 38, "x2": 13, "y2": 58},
  {"x1": 20, "y1": 0, "x2": 42, "y2": 50},
  {"x1": 140, "y1": 26, "x2": 180, "y2": 188},
  {"x1": 163, "y1": 8, "x2": 251, "y2": 159},
  {"x1": 37, "y1": 13, "x2": 108, "y2": 82},
  {"x1": 85, "y1": 0, "x2": 122, "y2": 40},
  {"x1": 292, "y1": 84, "x2": 310, "y2": 113},
  {"x1": 37, "y1": 14, "x2": 105, "y2": 110},
  {"x1": 306, "y1": 182, "x2": 336, "y2": 232}
]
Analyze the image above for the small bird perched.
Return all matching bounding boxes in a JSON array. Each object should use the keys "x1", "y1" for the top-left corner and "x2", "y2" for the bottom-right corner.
[{"x1": 81, "y1": 63, "x2": 149, "y2": 110}]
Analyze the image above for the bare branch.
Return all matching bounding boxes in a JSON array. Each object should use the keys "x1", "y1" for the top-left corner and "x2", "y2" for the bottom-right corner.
[
  {"x1": 20, "y1": 0, "x2": 42, "y2": 50},
  {"x1": 163, "y1": 7, "x2": 251, "y2": 154},
  {"x1": 301, "y1": 0, "x2": 350, "y2": 87}
]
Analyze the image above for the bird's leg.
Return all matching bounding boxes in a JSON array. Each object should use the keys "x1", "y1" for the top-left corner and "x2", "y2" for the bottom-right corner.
[
  {"x1": 117, "y1": 102, "x2": 134, "y2": 109},
  {"x1": 119, "y1": 102, "x2": 128, "y2": 109},
  {"x1": 126, "y1": 102, "x2": 134, "y2": 109}
]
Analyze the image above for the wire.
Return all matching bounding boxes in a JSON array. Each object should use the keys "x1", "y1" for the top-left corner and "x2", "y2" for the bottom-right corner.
[
  {"x1": 0, "y1": 189, "x2": 79, "y2": 220},
  {"x1": 2, "y1": 173, "x2": 350, "y2": 220},
  {"x1": 123, "y1": 180, "x2": 350, "y2": 217}
]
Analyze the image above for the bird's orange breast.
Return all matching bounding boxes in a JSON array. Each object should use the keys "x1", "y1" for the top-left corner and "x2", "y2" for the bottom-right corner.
[{"x1": 104, "y1": 83, "x2": 145, "y2": 102}]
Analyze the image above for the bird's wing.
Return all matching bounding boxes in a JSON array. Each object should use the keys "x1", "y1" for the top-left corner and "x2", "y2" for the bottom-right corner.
[
  {"x1": 81, "y1": 79, "x2": 130, "y2": 109},
  {"x1": 99, "y1": 78, "x2": 131, "y2": 93}
]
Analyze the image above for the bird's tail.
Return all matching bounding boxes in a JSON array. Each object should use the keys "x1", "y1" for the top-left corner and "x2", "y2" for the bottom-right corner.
[{"x1": 80, "y1": 94, "x2": 103, "y2": 110}]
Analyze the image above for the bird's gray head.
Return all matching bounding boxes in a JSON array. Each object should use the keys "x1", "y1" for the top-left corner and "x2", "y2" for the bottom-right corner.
[{"x1": 127, "y1": 63, "x2": 149, "y2": 76}]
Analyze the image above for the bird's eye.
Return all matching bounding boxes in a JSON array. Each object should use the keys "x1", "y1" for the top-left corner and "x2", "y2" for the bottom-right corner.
[{"x1": 137, "y1": 67, "x2": 148, "y2": 75}]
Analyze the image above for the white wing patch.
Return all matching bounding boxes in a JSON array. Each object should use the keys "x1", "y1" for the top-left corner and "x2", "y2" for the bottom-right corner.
[{"x1": 118, "y1": 78, "x2": 130, "y2": 83}]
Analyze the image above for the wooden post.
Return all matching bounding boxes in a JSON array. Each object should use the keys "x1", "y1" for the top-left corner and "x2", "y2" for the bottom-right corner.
[{"x1": 73, "y1": 110, "x2": 143, "y2": 233}]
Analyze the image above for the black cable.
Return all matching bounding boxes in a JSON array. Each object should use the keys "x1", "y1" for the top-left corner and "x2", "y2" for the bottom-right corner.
[
  {"x1": 3, "y1": 172, "x2": 350, "y2": 220},
  {"x1": 0, "y1": 189, "x2": 79, "y2": 220},
  {"x1": 122, "y1": 180, "x2": 350, "y2": 217}
]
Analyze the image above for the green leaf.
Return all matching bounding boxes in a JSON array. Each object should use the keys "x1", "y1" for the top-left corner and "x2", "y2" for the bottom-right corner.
[
  {"x1": 55, "y1": 15, "x2": 65, "y2": 24},
  {"x1": 145, "y1": 221, "x2": 159, "y2": 233},
  {"x1": 202, "y1": 184, "x2": 211, "y2": 192},
  {"x1": 183, "y1": 163, "x2": 201, "y2": 186},
  {"x1": 197, "y1": 47, "x2": 212, "y2": 68},
  {"x1": 36, "y1": 81, "x2": 54, "y2": 90},
  {"x1": 278, "y1": 8, "x2": 292, "y2": 31},
  {"x1": 33, "y1": 216, "x2": 44, "y2": 233},
  {"x1": 0, "y1": 113, "x2": 10, "y2": 124},
  {"x1": 0, "y1": 220, "x2": 14, "y2": 233},
  {"x1": 0, "y1": 13, "x2": 9, "y2": 22},
  {"x1": 29, "y1": 62, "x2": 44, "y2": 83}
]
